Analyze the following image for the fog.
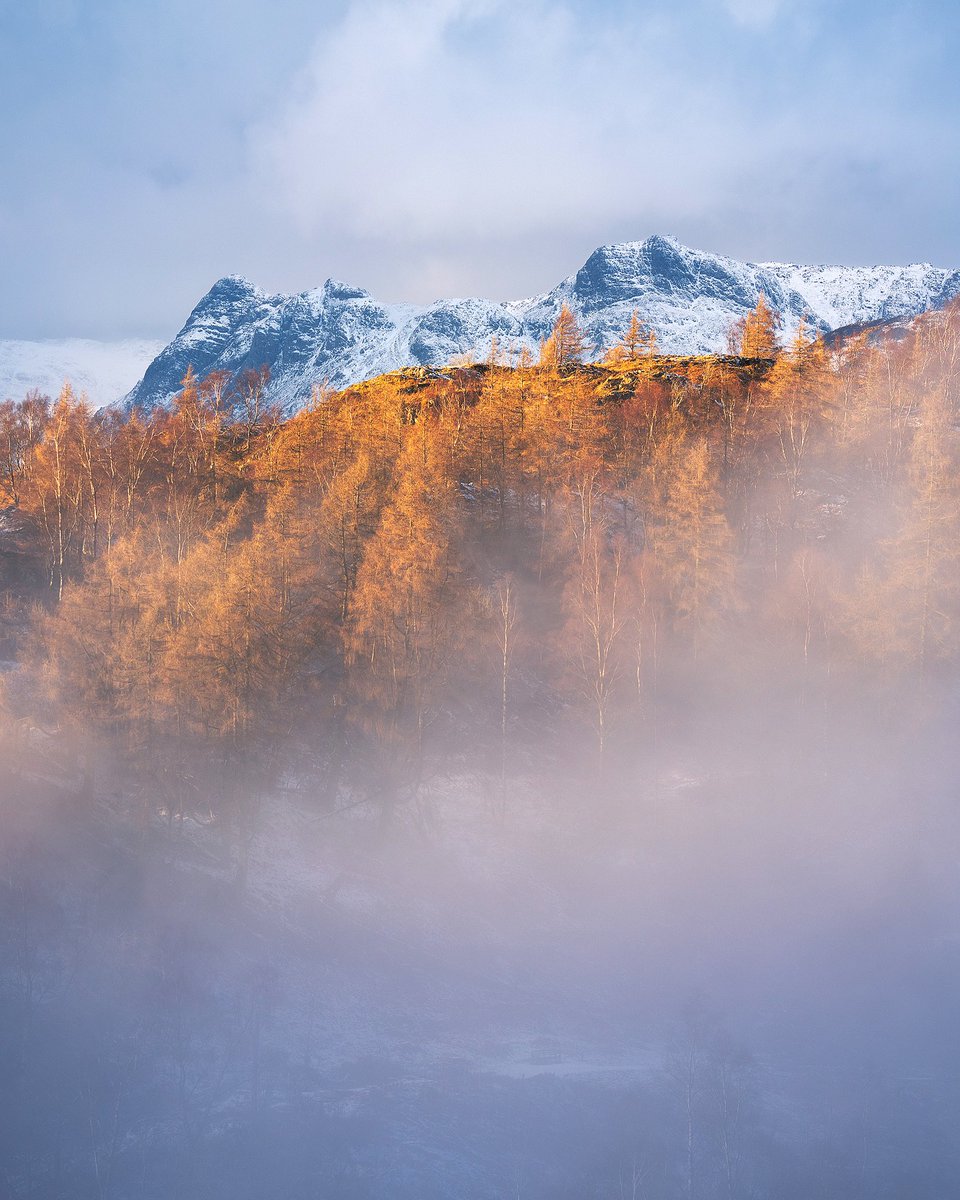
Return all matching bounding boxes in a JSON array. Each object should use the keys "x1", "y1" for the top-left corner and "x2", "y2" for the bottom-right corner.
[
  {"x1": 2, "y1": 675, "x2": 959, "y2": 1198},
  {"x1": 2, "y1": 321, "x2": 960, "y2": 1196}
]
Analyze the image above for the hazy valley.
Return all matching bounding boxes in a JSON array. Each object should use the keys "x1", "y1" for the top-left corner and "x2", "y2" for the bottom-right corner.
[{"x1": 2, "y1": 290, "x2": 960, "y2": 1196}]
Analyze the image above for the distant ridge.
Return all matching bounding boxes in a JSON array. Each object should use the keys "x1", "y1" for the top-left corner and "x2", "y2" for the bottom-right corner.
[
  {"x1": 0, "y1": 338, "x2": 165, "y2": 410},
  {"x1": 124, "y1": 236, "x2": 960, "y2": 414}
]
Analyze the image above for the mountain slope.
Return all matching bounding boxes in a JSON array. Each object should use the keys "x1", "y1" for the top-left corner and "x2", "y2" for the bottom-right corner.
[{"x1": 124, "y1": 236, "x2": 956, "y2": 414}]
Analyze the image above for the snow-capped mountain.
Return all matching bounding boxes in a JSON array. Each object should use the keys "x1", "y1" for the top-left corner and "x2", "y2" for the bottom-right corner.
[
  {"x1": 0, "y1": 338, "x2": 165, "y2": 410},
  {"x1": 124, "y1": 236, "x2": 960, "y2": 414}
]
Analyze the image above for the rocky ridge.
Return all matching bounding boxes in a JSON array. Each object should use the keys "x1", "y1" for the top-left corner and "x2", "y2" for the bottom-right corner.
[{"x1": 124, "y1": 235, "x2": 960, "y2": 414}]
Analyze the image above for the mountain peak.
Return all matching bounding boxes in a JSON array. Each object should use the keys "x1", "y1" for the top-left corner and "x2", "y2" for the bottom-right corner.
[
  {"x1": 641, "y1": 233, "x2": 685, "y2": 251},
  {"x1": 126, "y1": 239, "x2": 957, "y2": 415},
  {"x1": 320, "y1": 278, "x2": 372, "y2": 303},
  {"x1": 203, "y1": 274, "x2": 262, "y2": 300},
  {"x1": 573, "y1": 235, "x2": 704, "y2": 306}
]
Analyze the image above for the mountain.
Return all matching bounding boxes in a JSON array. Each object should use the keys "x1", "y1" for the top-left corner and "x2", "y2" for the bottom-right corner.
[
  {"x1": 0, "y1": 338, "x2": 165, "y2": 410},
  {"x1": 124, "y1": 236, "x2": 960, "y2": 414}
]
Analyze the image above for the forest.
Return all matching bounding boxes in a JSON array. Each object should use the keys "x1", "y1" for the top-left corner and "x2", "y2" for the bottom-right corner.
[{"x1": 2, "y1": 297, "x2": 960, "y2": 1198}]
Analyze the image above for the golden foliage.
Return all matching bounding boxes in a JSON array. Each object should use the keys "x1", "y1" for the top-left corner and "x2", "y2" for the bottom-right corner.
[{"x1": 5, "y1": 303, "x2": 960, "y2": 810}]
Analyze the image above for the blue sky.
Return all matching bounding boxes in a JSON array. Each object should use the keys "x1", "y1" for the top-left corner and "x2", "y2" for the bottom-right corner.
[{"x1": 1, "y1": 0, "x2": 959, "y2": 338}]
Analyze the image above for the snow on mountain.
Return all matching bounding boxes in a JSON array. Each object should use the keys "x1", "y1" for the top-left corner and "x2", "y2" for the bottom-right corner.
[
  {"x1": 759, "y1": 260, "x2": 952, "y2": 331},
  {"x1": 124, "y1": 236, "x2": 957, "y2": 415},
  {"x1": 0, "y1": 337, "x2": 165, "y2": 410}
]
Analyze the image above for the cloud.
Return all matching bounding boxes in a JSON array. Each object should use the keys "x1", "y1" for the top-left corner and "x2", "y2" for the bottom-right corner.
[
  {"x1": 246, "y1": 0, "x2": 771, "y2": 282},
  {"x1": 237, "y1": 0, "x2": 960, "y2": 308},
  {"x1": 720, "y1": 0, "x2": 785, "y2": 28},
  {"x1": 3, "y1": 0, "x2": 960, "y2": 335}
]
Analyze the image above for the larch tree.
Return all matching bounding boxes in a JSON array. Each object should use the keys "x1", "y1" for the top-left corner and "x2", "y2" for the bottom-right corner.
[
  {"x1": 606, "y1": 310, "x2": 654, "y2": 366},
  {"x1": 540, "y1": 303, "x2": 588, "y2": 371},
  {"x1": 25, "y1": 384, "x2": 92, "y2": 597},
  {"x1": 319, "y1": 449, "x2": 381, "y2": 623},
  {"x1": 729, "y1": 293, "x2": 782, "y2": 360},
  {"x1": 648, "y1": 437, "x2": 736, "y2": 656},
  {"x1": 762, "y1": 319, "x2": 832, "y2": 500},
  {"x1": 879, "y1": 382, "x2": 960, "y2": 680},
  {"x1": 480, "y1": 574, "x2": 520, "y2": 817},
  {"x1": 561, "y1": 472, "x2": 625, "y2": 787},
  {"x1": 347, "y1": 422, "x2": 458, "y2": 811},
  {"x1": 0, "y1": 391, "x2": 49, "y2": 507}
]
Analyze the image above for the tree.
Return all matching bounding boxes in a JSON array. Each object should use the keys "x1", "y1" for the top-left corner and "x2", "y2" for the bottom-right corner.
[
  {"x1": 540, "y1": 303, "x2": 587, "y2": 370},
  {"x1": 665, "y1": 1000, "x2": 761, "y2": 1200},
  {"x1": 646, "y1": 437, "x2": 736, "y2": 656},
  {"x1": 0, "y1": 391, "x2": 48, "y2": 507},
  {"x1": 25, "y1": 384, "x2": 93, "y2": 597},
  {"x1": 237, "y1": 365, "x2": 278, "y2": 453},
  {"x1": 561, "y1": 473, "x2": 625, "y2": 786},
  {"x1": 481, "y1": 575, "x2": 519, "y2": 816},
  {"x1": 606, "y1": 310, "x2": 656, "y2": 366},
  {"x1": 347, "y1": 423, "x2": 458, "y2": 813},
  {"x1": 319, "y1": 449, "x2": 381, "y2": 621},
  {"x1": 759, "y1": 320, "x2": 833, "y2": 545},
  {"x1": 729, "y1": 293, "x2": 781, "y2": 359},
  {"x1": 879, "y1": 382, "x2": 960, "y2": 678}
]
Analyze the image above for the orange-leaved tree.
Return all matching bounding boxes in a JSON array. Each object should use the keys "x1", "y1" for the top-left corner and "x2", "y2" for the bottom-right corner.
[{"x1": 540, "y1": 303, "x2": 588, "y2": 371}]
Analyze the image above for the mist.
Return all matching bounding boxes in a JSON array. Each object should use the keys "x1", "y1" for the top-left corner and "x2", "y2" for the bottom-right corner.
[{"x1": 2, "y1": 310, "x2": 960, "y2": 1197}]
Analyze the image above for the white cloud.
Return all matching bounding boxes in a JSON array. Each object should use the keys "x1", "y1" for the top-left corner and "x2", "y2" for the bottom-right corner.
[
  {"x1": 247, "y1": 0, "x2": 751, "y2": 259},
  {"x1": 4, "y1": 0, "x2": 956, "y2": 334},
  {"x1": 238, "y1": 0, "x2": 940, "y2": 304},
  {"x1": 720, "y1": 0, "x2": 786, "y2": 28}
]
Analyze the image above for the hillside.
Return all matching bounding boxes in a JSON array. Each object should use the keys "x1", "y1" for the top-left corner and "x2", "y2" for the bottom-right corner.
[{"x1": 3, "y1": 307, "x2": 960, "y2": 1198}]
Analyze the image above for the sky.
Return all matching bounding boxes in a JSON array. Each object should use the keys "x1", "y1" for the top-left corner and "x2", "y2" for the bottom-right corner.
[{"x1": 1, "y1": 0, "x2": 960, "y2": 340}]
